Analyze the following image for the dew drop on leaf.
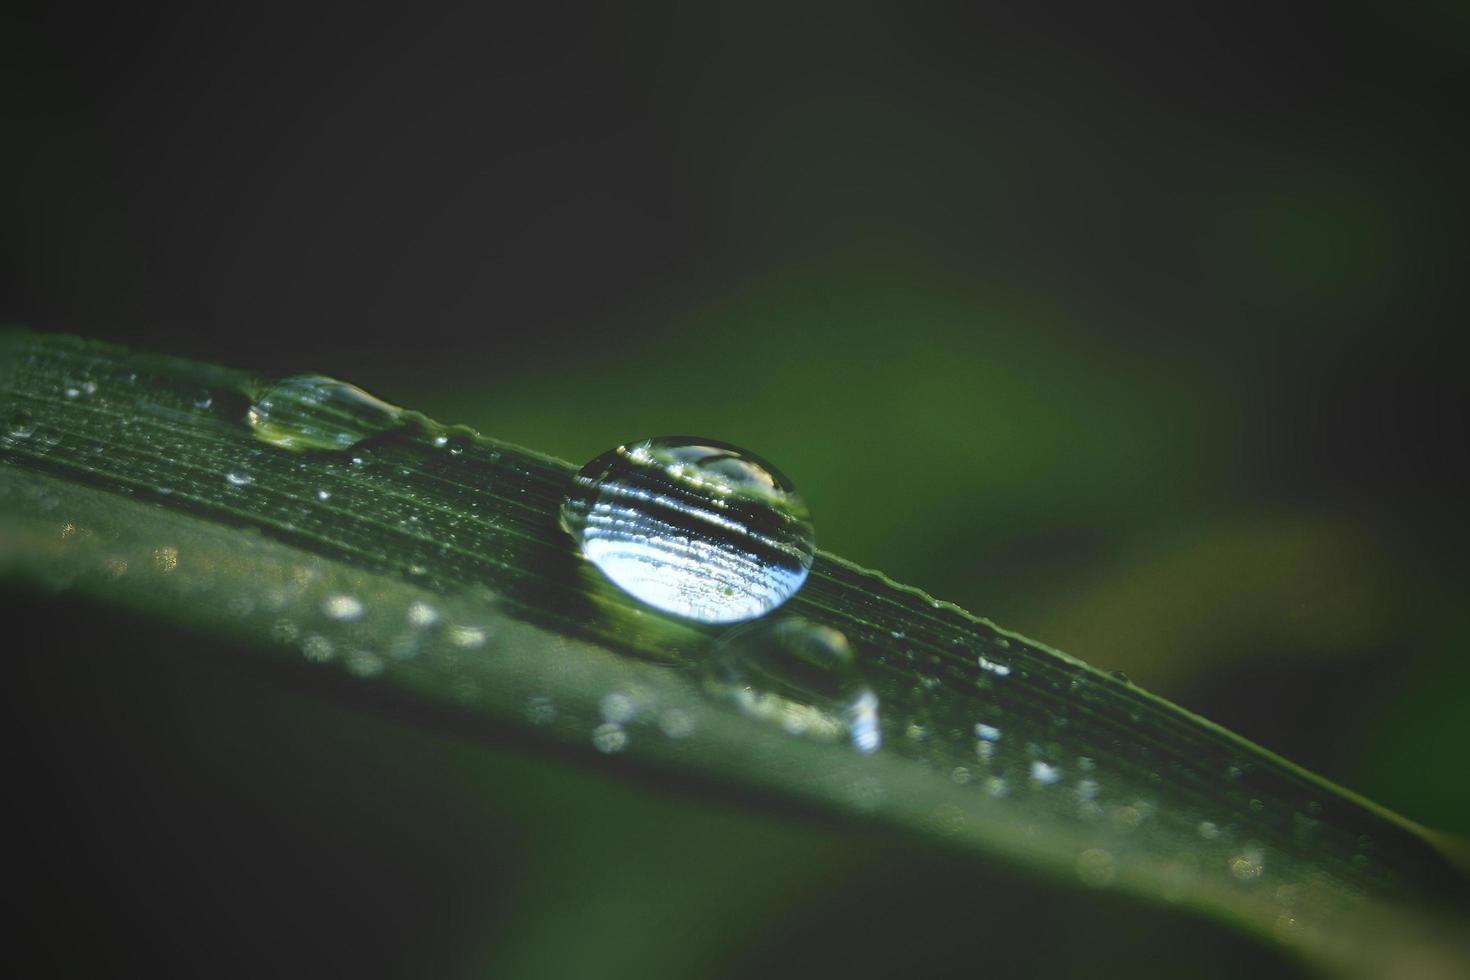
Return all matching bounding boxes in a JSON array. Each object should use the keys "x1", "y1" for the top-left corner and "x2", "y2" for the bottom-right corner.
[
  {"x1": 247, "y1": 375, "x2": 405, "y2": 451},
  {"x1": 559, "y1": 437, "x2": 815, "y2": 623},
  {"x1": 704, "y1": 617, "x2": 880, "y2": 754}
]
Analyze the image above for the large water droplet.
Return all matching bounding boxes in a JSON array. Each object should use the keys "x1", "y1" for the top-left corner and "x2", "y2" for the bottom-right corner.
[
  {"x1": 705, "y1": 618, "x2": 880, "y2": 754},
  {"x1": 560, "y1": 437, "x2": 815, "y2": 623},
  {"x1": 247, "y1": 375, "x2": 404, "y2": 451}
]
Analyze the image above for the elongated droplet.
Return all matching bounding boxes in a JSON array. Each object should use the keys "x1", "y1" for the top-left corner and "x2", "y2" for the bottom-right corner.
[
  {"x1": 247, "y1": 375, "x2": 404, "y2": 451},
  {"x1": 561, "y1": 437, "x2": 815, "y2": 623},
  {"x1": 705, "y1": 618, "x2": 880, "y2": 754}
]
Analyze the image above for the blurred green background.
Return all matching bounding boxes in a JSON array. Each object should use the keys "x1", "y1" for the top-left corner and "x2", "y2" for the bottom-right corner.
[{"x1": 4, "y1": 3, "x2": 1467, "y2": 976}]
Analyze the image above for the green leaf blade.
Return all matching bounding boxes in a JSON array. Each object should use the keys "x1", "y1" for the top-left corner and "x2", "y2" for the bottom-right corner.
[{"x1": 1, "y1": 330, "x2": 1463, "y2": 971}]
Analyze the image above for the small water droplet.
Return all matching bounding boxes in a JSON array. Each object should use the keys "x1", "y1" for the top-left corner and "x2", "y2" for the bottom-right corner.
[
  {"x1": 1229, "y1": 847, "x2": 1265, "y2": 881},
  {"x1": 561, "y1": 437, "x2": 815, "y2": 623},
  {"x1": 316, "y1": 489, "x2": 332, "y2": 501},
  {"x1": 7, "y1": 410, "x2": 35, "y2": 439},
  {"x1": 599, "y1": 691, "x2": 640, "y2": 724},
  {"x1": 448, "y1": 624, "x2": 488, "y2": 648},
  {"x1": 658, "y1": 709, "x2": 695, "y2": 739},
  {"x1": 301, "y1": 634, "x2": 335, "y2": 662},
  {"x1": 1030, "y1": 760, "x2": 1062, "y2": 786},
  {"x1": 705, "y1": 617, "x2": 880, "y2": 754},
  {"x1": 225, "y1": 471, "x2": 254, "y2": 487},
  {"x1": 977, "y1": 655, "x2": 1012, "y2": 677},
  {"x1": 322, "y1": 594, "x2": 365, "y2": 621},
  {"x1": 247, "y1": 375, "x2": 404, "y2": 451},
  {"x1": 345, "y1": 649, "x2": 385, "y2": 678},
  {"x1": 193, "y1": 390, "x2": 215, "y2": 410},
  {"x1": 974, "y1": 722, "x2": 1002, "y2": 742},
  {"x1": 592, "y1": 722, "x2": 628, "y2": 754},
  {"x1": 406, "y1": 600, "x2": 439, "y2": 628}
]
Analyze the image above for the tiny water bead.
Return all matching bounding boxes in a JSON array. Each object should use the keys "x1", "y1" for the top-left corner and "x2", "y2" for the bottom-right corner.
[
  {"x1": 247, "y1": 375, "x2": 405, "y2": 451},
  {"x1": 705, "y1": 617, "x2": 881, "y2": 754},
  {"x1": 560, "y1": 437, "x2": 815, "y2": 623}
]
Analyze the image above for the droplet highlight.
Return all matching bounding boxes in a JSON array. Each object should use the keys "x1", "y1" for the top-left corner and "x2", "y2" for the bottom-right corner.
[
  {"x1": 247, "y1": 375, "x2": 405, "y2": 451},
  {"x1": 561, "y1": 437, "x2": 815, "y2": 623}
]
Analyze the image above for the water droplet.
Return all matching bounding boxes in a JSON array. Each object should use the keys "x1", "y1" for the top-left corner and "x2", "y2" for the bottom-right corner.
[
  {"x1": 977, "y1": 655, "x2": 1012, "y2": 677},
  {"x1": 345, "y1": 649, "x2": 385, "y2": 678},
  {"x1": 247, "y1": 375, "x2": 404, "y2": 451},
  {"x1": 974, "y1": 722, "x2": 1002, "y2": 742},
  {"x1": 7, "y1": 410, "x2": 35, "y2": 439},
  {"x1": 301, "y1": 634, "x2": 335, "y2": 662},
  {"x1": 705, "y1": 618, "x2": 880, "y2": 754},
  {"x1": 448, "y1": 624, "x2": 489, "y2": 648},
  {"x1": 1229, "y1": 847, "x2": 1265, "y2": 881},
  {"x1": 1030, "y1": 760, "x2": 1062, "y2": 785},
  {"x1": 592, "y1": 722, "x2": 628, "y2": 754},
  {"x1": 322, "y1": 594, "x2": 365, "y2": 621},
  {"x1": 561, "y1": 437, "x2": 814, "y2": 623},
  {"x1": 316, "y1": 489, "x2": 332, "y2": 501},
  {"x1": 406, "y1": 600, "x2": 439, "y2": 627},
  {"x1": 224, "y1": 471, "x2": 254, "y2": 487},
  {"x1": 599, "y1": 691, "x2": 640, "y2": 724},
  {"x1": 658, "y1": 709, "x2": 695, "y2": 739},
  {"x1": 152, "y1": 546, "x2": 179, "y2": 572}
]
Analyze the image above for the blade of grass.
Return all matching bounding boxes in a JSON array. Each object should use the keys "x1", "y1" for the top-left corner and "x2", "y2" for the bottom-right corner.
[{"x1": 1, "y1": 330, "x2": 1464, "y2": 974}]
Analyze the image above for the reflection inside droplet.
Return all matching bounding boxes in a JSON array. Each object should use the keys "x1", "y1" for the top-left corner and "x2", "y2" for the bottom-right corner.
[{"x1": 560, "y1": 437, "x2": 815, "y2": 623}]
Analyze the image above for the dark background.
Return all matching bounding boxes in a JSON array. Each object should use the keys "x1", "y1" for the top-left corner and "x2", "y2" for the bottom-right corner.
[{"x1": 4, "y1": 3, "x2": 1467, "y2": 976}]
